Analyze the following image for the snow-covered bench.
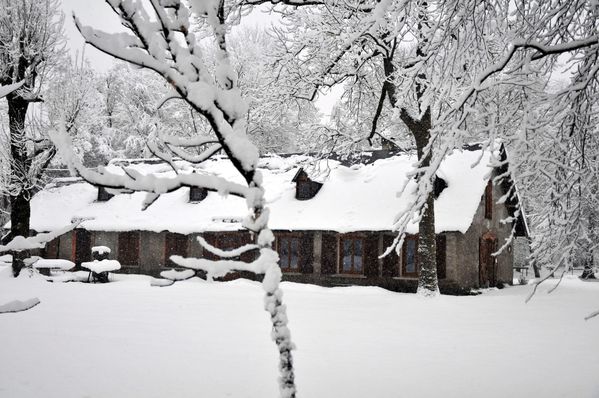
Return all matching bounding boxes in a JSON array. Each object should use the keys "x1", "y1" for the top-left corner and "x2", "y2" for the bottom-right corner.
[
  {"x1": 81, "y1": 260, "x2": 121, "y2": 283},
  {"x1": 33, "y1": 259, "x2": 76, "y2": 276}
]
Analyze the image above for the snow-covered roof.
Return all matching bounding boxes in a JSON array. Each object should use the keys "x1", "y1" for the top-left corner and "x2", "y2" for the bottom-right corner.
[{"x1": 26, "y1": 148, "x2": 494, "y2": 235}]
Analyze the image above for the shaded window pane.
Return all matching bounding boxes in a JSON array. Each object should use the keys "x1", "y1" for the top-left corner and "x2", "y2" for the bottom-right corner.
[
  {"x1": 406, "y1": 239, "x2": 416, "y2": 273},
  {"x1": 343, "y1": 240, "x2": 352, "y2": 271},
  {"x1": 354, "y1": 240, "x2": 363, "y2": 271},
  {"x1": 280, "y1": 239, "x2": 289, "y2": 268},
  {"x1": 290, "y1": 238, "x2": 299, "y2": 270}
]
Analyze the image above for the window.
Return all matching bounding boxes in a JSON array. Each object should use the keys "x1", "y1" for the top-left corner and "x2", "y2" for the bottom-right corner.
[
  {"x1": 402, "y1": 235, "x2": 419, "y2": 278},
  {"x1": 165, "y1": 233, "x2": 188, "y2": 266},
  {"x1": 118, "y1": 231, "x2": 140, "y2": 266},
  {"x1": 339, "y1": 236, "x2": 364, "y2": 274},
  {"x1": 484, "y1": 180, "x2": 493, "y2": 219},
  {"x1": 277, "y1": 235, "x2": 300, "y2": 272},
  {"x1": 433, "y1": 176, "x2": 448, "y2": 199}
]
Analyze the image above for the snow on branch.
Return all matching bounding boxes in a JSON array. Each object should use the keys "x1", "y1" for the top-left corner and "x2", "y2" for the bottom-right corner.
[
  {"x1": 74, "y1": 0, "x2": 259, "y2": 181},
  {"x1": 0, "y1": 222, "x2": 80, "y2": 253},
  {"x1": 171, "y1": 247, "x2": 278, "y2": 282},
  {"x1": 70, "y1": 1, "x2": 297, "y2": 394},
  {"x1": 196, "y1": 236, "x2": 260, "y2": 258},
  {"x1": 0, "y1": 81, "x2": 24, "y2": 99},
  {"x1": 49, "y1": 126, "x2": 250, "y2": 199},
  {"x1": 439, "y1": 35, "x2": 599, "y2": 127}
]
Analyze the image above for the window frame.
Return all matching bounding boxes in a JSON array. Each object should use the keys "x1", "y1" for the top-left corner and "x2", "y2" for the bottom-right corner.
[
  {"x1": 401, "y1": 234, "x2": 419, "y2": 278},
  {"x1": 338, "y1": 234, "x2": 365, "y2": 275},
  {"x1": 276, "y1": 233, "x2": 302, "y2": 273}
]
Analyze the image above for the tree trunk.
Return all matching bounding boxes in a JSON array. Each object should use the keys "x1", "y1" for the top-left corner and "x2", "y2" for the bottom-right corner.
[
  {"x1": 383, "y1": 56, "x2": 439, "y2": 295},
  {"x1": 581, "y1": 251, "x2": 596, "y2": 280},
  {"x1": 412, "y1": 110, "x2": 439, "y2": 295},
  {"x1": 7, "y1": 95, "x2": 32, "y2": 277}
]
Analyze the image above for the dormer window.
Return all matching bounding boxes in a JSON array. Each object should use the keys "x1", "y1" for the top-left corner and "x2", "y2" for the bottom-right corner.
[
  {"x1": 433, "y1": 176, "x2": 448, "y2": 199},
  {"x1": 189, "y1": 186, "x2": 207, "y2": 202},
  {"x1": 97, "y1": 186, "x2": 114, "y2": 202},
  {"x1": 292, "y1": 169, "x2": 322, "y2": 201}
]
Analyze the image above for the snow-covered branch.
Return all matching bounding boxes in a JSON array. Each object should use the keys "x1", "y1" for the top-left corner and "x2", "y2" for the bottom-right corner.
[
  {"x1": 0, "y1": 81, "x2": 24, "y2": 99},
  {"x1": 0, "y1": 222, "x2": 80, "y2": 253}
]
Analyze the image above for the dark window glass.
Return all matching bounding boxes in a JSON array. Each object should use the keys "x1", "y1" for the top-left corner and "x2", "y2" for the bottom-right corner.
[
  {"x1": 290, "y1": 238, "x2": 299, "y2": 269},
  {"x1": 402, "y1": 235, "x2": 419, "y2": 277},
  {"x1": 354, "y1": 239, "x2": 363, "y2": 272},
  {"x1": 97, "y1": 187, "x2": 114, "y2": 202},
  {"x1": 406, "y1": 239, "x2": 416, "y2": 273},
  {"x1": 189, "y1": 187, "x2": 207, "y2": 202}
]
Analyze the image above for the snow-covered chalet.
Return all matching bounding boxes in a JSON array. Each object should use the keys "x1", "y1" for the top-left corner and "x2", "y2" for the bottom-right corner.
[{"x1": 22, "y1": 145, "x2": 529, "y2": 294}]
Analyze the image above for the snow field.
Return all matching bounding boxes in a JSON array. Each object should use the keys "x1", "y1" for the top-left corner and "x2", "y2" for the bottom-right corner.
[{"x1": 0, "y1": 267, "x2": 598, "y2": 398}]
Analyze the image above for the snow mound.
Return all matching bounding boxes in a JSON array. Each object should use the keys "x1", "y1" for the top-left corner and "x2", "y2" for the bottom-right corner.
[
  {"x1": 33, "y1": 259, "x2": 75, "y2": 271},
  {"x1": 160, "y1": 269, "x2": 195, "y2": 281},
  {"x1": 0, "y1": 297, "x2": 40, "y2": 314}
]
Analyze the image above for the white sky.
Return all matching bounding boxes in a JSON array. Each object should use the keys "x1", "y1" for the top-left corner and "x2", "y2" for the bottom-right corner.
[{"x1": 59, "y1": 0, "x2": 340, "y2": 119}]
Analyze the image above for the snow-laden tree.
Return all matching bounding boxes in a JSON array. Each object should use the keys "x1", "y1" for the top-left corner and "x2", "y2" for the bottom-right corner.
[
  {"x1": 43, "y1": 58, "x2": 110, "y2": 166},
  {"x1": 241, "y1": 0, "x2": 599, "y2": 294},
  {"x1": 96, "y1": 63, "x2": 197, "y2": 160},
  {"x1": 227, "y1": 27, "x2": 321, "y2": 152},
  {"x1": 256, "y1": 0, "x2": 524, "y2": 295},
  {"x1": 0, "y1": 0, "x2": 66, "y2": 277},
  {"x1": 184, "y1": 26, "x2": 322, "y2": 153},
  {"x1": 49, "y1": 1, "x2": 297, "y2": 396}
]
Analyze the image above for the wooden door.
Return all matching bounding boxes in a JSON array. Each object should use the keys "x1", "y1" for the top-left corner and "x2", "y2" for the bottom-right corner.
[
  {"x1": 479, "y1": 233, "x2": 497, "y2": 287},
  {"x1": 118, "y1": 231, "x2": 140, "y2": 267},
  {"x1": 74, "y1": 230, "x2": 92, "y2": 266}
]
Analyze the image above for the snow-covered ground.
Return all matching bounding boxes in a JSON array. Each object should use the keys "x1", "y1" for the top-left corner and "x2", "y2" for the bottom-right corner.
[{"x1": 1, "y1": 266, "x2": 598, "y2": 398}]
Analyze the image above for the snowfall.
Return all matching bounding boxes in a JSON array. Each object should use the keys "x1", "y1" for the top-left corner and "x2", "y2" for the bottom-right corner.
[{"x1": 0, "y1": 265, "x2": 598, "y2": 398}]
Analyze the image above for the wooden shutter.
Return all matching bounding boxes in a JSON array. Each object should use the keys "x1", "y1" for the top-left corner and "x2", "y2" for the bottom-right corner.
[
  {"x1": 321, "y1": 233, "x2": 337, "y2": 275},
  {"x1": 74, "y1": 229, "x2": 92, "y2": 265},
  {"x1": 382, "y1": 235, "x2": 399, "y2": 277},
  {"x1": 299, "y1": 232, "x2": 314, "y2": 274},
  {"x1": 364, "y1": 235, "x2": 379, "y2": 278},
  {"x1": 45, "y1": 238, "x2": 59, "y2": 259},
  {"x1": 118, "y1": 231, "x2": 140, "y2": 266},
  {"x1": 436, "y1": 234, "x2": 446, "y2": 279},
  {"x1": 165, "y1": 232, "x2": 188, "y2": 266},
  {"x1": 201, "y1": 232, "x2": 218, "y2": 261},
  {"x1": 239, "y1": 232, "x2": 254, "y2": 263}
]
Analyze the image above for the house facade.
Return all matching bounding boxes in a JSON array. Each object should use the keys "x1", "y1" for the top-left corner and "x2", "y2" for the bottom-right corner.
[{"x1": 27, "y1": 146, "x2": 528, "y2": 294}]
